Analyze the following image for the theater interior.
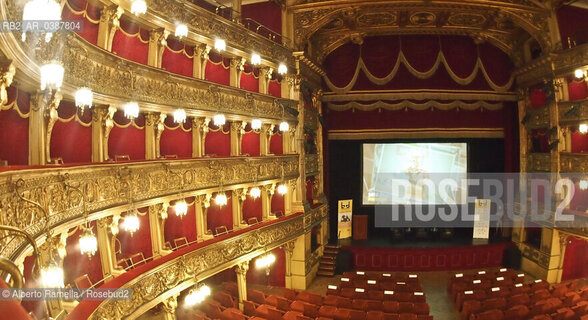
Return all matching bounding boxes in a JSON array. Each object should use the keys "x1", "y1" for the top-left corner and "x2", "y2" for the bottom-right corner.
[{"x1": 0, "y1": 0, "x2": 588, "y2": 319}]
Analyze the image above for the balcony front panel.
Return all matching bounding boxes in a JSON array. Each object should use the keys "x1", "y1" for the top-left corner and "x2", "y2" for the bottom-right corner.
[
  {"x1": 560, "y1": 152, "x2": 588, "y2": 172},
  {"x1": 527, "y1": 153, "x2": 551, "y2": 172}
]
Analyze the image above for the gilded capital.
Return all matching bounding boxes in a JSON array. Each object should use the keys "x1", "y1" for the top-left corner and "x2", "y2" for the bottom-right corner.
[
  {"x1": 230, "y1": 57, "x2": 246, "y2": 71},
  {"x1": 282, "y1": 240, "x2": 295, "y2": 254},
  {"x1": 149, "y1": 28, "x2": 169, "y2": 46},
  {"x1": 234, "y1": 261, "x2": 249, "y2": 275},
  {"x1": 0, "y1": 60, "x2": 15, "y2": 106},
  {"x1": 259, "y1": 67, "x2": 274, "y2": 79}
]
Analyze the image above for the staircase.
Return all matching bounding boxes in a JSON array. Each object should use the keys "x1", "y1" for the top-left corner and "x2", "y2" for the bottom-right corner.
[{"x1": 317, "y1": 245, "x2": 339, "y2": 277}]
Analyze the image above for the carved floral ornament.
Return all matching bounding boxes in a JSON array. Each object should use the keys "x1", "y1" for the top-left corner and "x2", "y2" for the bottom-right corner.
[
  {"x1": 290, "y1": 0, "x2": 553, "y2": 63},
  {"x1": 0, "y1": 155, "x2": 299, "y2": 261}
]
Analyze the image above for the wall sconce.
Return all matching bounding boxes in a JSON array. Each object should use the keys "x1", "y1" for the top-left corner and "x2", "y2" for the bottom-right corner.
[
  {"x1": 131, "y1": 0, "x2": 147, "y2": 15},
  {"x1": 75, "y1": 87, "x2": 93, "y2": 110},
  {"x1": 175, "y1": 24, "x2": 188, "y2": 38},
  {"x1": 251, "y1": 53, "x2": 261, "y2": 66},
  {"x1": 214, "y1": 38, "x2": 226, "y2": 52},
  {"x1": 579, "y1": 123, "x2": 587, "y2": 134},
  {"x1": 174, "y1": 109, "x2": 186, "y2": 124},
  {"x1": 124, "y1": 102, "x2": 140, "y2": 120},
  {"x1": 185, "y1": 283, "x2": 211, "y2": 306},
  {"x1": 575, "y1": 68, "x2": 586, "y2": 80},
  {"x1": 255, "y1": 253, "x2": 276, "y2": 276}
]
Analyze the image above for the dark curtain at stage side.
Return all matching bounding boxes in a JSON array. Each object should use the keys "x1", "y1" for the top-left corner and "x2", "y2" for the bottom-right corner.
[{"x1": 327, "y1": 139, "x2": 508, "y2": 241}]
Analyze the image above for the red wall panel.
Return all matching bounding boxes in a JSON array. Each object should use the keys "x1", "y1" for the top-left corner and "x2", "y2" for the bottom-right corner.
[
  {"x1": 205, "y1": 52, "x2": 230, "y2": 86},
  {"x1": 62, "y1": 0, "x2": 99, "y2": 45},
  {"x1": 270, "y1": 132, "x2": 283, "y2": 155},
  {"x1": 160, "y1": 119, "x2": 192, "y2": 158},
  {"x1": 162, "y1": 38, "x2": 194, "y2": 77},
  {"x1": 306, "y1": 177, "x2": 314, "y2": 203},
  {"x1": 164, "y1": 198, "x2": 197, "y2": 244},
  {"x1": 242, "y1": 131, "x2": 260, "y2": 156},
  {"x1": 108, "y1": 112, "x2": 145, "y2": 161},
  {"x1": 271, "y1": 192, "x2": 285, "y2": 214},
  {"x1": 205, "y1": 125, "x2": 230, "y2": 157},
  {"x1": 568, "y1": 79, "x2": 588, "y2": 101},
  {"x1": 63, "y1": 221, "x2": 103, "y2": 286},
  {"x1": 50, "y1": 101, "x2": 92, "y2": 163},
  {"x1": 571, "y1": 130, "x2": 588, "y2": 153},
  {"x1": 117, "y1": 208, "x2": 152, "y2": 260},
  {"x1": 207, "y1": 191, "x2": 234, "y2": 232},
  {"x1": 557, "y1": 6, "x2": 588, "y2": 49},
  {"x1": 111, "y1": 19, "x2": 149, "y2": 65},
  {"x1": 241, "y1": 2, "x2": 282, "y2": 35},
  {"x1": 562, "y1": 237, "x2": 588, "y2": 280},
  {"x1": 243, "y1": 193, "x2": 262, "y2": 223},
  {"x1": 268, "y1": 80, "x2": 281, "y2": 98},
  {"x1": 240, "y1": 72, "x2": 259, "y2": 93},
  {"x1": 0, "y1": 90, "x2": 29, "y2": 165}
]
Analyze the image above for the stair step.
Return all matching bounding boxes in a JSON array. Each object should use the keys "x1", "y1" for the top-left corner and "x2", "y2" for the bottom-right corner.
[
  {"x1": 317, "y1": 271, "x2": 335, "y2": 277},
  {"x1": 319, "y1": 266, "x2": 335, "y2": 271},
  {"x1": 319, "y1": 260, "x2": 335, "y2": 265}
]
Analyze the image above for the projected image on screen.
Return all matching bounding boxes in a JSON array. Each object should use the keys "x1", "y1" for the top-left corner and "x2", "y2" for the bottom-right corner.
[{"x1": 363, "y1": 143, "x2": 467, "y2": 205}]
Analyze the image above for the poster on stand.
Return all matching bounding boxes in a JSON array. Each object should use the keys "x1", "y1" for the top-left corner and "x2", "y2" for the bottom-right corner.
[{"x1": 338, "y1": 199, "x2": 352, "y2": 239}]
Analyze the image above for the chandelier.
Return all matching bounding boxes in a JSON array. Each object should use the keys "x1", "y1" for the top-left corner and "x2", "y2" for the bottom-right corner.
[
  {"x1": 75, "y1": 88, "x2": 93, "y2": 110},
  {"x1": 251, "y1": 119, "x2": 262, "y2": 130},
  {"x1": 277, "y1": 183, "x2": 287, "y2": 195},
  {"x1": 40, "y1": 62, "x2": 64, "y2": 91},
  {"x1": 250, "y1": 186, "x2": 261, "y2": 199},
  {"x1": 79, "y1": 226, "x2": 98, "y2": 258},
  {"x1": 130, "y1": 0, "x2": 147, "y2": 15},
  {"x1": 175, "y1": 24, "x2": 188, "y2": 38},
  {"x1": 580, "y1": 124, "x2": 587, "y2": 134},
  {"x1": 174, "y1": 108, "x2": 186, "y2": 124},
  {"x1": 175, "y1": 199, "x2": 188, "y2": 218},
  {"x1": 185, "y1": 283, "x2": 211, "y2": 306},
  {"x1": 22, "y1": 0, "x2": 61, "y2": 42},
  {"x1": 213, "y1": 114, "x2": 226, "y2": 126},
  {"x1": 214, "y1": 38, "x2": 226, "y2": 52},
  {"x1": 278, "y1": 63, "x2": 287, "y2": 75},
  {"x1": 41, "y1": 262, "x2": 64, "y2": 288},
  {"x1": 124, "y1": 102, "x2": 140, "y2": 119},
  {"x1": 255, "y1": 253, "x2": 276, "y2": 276},
  {"x1": 279, "y1": 121, "x2": 289, "y2": 132},
  {"x1": 215, "y1": 192, "x2": 227, "y2": 207},
  {"x1": 123, "y1": 210, "x2": 140, "y2": 236},
  {"x1": 251, "y1": 53, "x2": 261, "y2": 66}
]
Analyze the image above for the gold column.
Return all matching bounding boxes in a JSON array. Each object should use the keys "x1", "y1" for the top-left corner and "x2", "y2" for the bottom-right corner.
[
  {"x1": 97, "y1": 5, "x2": 122, "y2": 51},
  {"x1": 145, "y1": 112, "x2": 166, "y2": 160},
  {"x1": 148, "y1": 29, "x2": 168, "y2": 68},
  {"x1": 193, "y1": 44, "x2": 210, "y2": 79},
  {"x1": 230, "y1": 58, "x2": 246, "y2": 88},
  {"x1": 283, "y1": 241, "x2": 295, "y2": 288},
  {"x1": 91, "y1": 106, "x2": 107, "y2": 162},
  {"x1": 102, "y1": 105, "x2": 116, "y2": 161},
  {"x1": 232, "y1": 188, "x2": 247, "y2": 230},
  {"x1": 148, "y1": 203, "x2": 170, "y2": 259},
  {"x1": 258, "y1": 67, "x2": 272, "y2": 95},
  {"x1": 230, "y1": 121, "x2": 246, "y2": 156},
  {"x1": 161, "y1": 295, "x2": 179, "y2": 320},
  {"x1": 556, "y1": 233, "x2": 569, "y2": 283},
  {"x1": 192, "y1": 117, "x2": 209, "y2": 158},
  {"x1": 29, "y1": 91, "x2": 61, "y2": 165},
  {"x1": 290, "y1": 234, "x2": 307, "y2": 290},
  {"x1": 314, "y1": 89, "x2": 325, "y2": 198},
  {"x1": 96, "y1": 215, "x2": 123, "y2": 280},
  {"x1": 195, "y1": 194, "x2": 213, "y2": 242},
  {"x1": 260, "y1": 123, "x2": 274, "y2": 156},
  {"x1": 234, "y1": 261, "x2": 249, "y2": 311},
  {"x1": 284, "y1": 180, "x2": 294, "y2": 215},
  {"x1": 262, "y1": 183, "x2": 275, "y2": 220}
]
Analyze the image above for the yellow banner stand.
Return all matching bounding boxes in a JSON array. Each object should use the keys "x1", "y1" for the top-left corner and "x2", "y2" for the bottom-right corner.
[{"x1": 338, "y1": 199, "x2": 353, "y2": 239}]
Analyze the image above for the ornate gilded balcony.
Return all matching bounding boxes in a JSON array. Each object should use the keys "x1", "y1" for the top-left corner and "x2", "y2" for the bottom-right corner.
[
  {"x1": 523, "y1": 106, "x2": 550, "y2": 129},
  {"x1": 552, "y1": 42, "x2": 588, "y2": 77},
  {"x1": 0, "y1": 155, "x2": 299, "y2": 261},
  {"x1": 527, "y1": 153, "x2": 551, "y2": 172},
  {"x1": 560, "y1": 152, "x2": 588, "y2": 173},
  {"x1": 558, "y1": 99, "x2": 588, "y2": 125},
  {"x1": 305, "y1": 154, "x2": 319, "y2": 177}
]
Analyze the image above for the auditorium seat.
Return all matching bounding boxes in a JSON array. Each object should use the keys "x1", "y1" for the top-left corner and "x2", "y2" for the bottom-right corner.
[
  {"x1": 366, "y1": 311, "x2": 384, "y2": 320},
  {"x1": 220, "y1": 308, "x2": 247, "y2": 320},
  {"x1": 510, "y1": 293, "x2": 531, "y2": 306},
  {"x1": 413, "y1": 303, "x2": 429, "y2": 315},
  {"x1": 283, "y1": 288, "x2": 298, "y2": 301},
  {"x1": 382, "y1": 301, "x2": 400, "y2": 313},
  {"x1": 563, "y1": 292, "x2": 581, "y2": 307},
  {"x1": 214, "y1": 291, "x2": 237, "y2": 308},
  {"x1": 366, "y1": 300, "x2": 383, "y2": 311},
  {"x1": 552, "y1": 307, "x2": 575, "y2": 320},
  {"x1": 470, "y1": 308, "x2": 503, "y2": 320},
  {"x1": 243, "y1": 301, "x2": 257, "y2": 316},
  {"x1": 398, "y1": 313, "x2": 417, "y2": 320},
  {"x1": 289, "y1": 301, "x2": 308, "y2": 314},
  {"x1": 283, "y1": 311, "x2": 303, "y2": 320},
  {"x1": 504, "y1": 304, "x2": 529, "y2": 319},
  {"x1": 368, "y1": 290, "x2": 384, "y2": 301},
  {"x1": 396, "y1": 292, "x2": 413, "y2": 303},
  {"x1": 323, "y1": 295, "x2": 339, "y2": 307},
  {"x1": 461, "y1": 300, "x2": 481, "y2": 320},
  {"x1": 248, "y1": 289, "x2": 267, "y2": 305},
  {"x1": 319, "y1": 305, "x2": 338, "y2": 318},
  {"x1": 333, "y1": 308, "x2": 353, "y2": 320},
  {"x1": 265, "y1": 295, "x2": 290, "y2": 311},
  {"x1": 398, "y1": 302, "x2": 414, "y2": 314},
  {"x1": 349, "y1": 309, "x2": 367, "y2": 320},
  {"x1": 296, "y1": 291, "x2": 324, "y2": 305},
  {"x1": 383, "y1": 313, "x2": 400, "y2": 320},
  {"x1": 416, "y1": 316, "x2": 433, "y2": 320}
]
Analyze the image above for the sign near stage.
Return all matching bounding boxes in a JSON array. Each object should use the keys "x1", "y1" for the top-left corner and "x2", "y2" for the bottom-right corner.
[
  {"x1": 473, "y1": 199, "x2": 491, "y2": 239},
  {"x1": 338, "y1": 199, "x2": 353, "y2": 239}
]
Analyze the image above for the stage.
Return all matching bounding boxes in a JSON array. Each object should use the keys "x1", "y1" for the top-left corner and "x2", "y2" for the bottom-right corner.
[{"x1": 336, "y1": 231, "x2": 514, "y2": 272}]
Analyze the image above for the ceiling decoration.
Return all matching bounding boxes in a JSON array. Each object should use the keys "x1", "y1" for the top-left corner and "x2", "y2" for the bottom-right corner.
[{"x1": 290, "y1": 0, "x2": 554, "y2": 64}]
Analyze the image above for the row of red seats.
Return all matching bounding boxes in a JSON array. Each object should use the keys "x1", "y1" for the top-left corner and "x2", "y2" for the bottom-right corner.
[
  {"x1": 342, "y1": 272, "x2": 420, "y2": 284},
  {"x1": 325, "y1": 287, "x2": 425, "y2": 301}
]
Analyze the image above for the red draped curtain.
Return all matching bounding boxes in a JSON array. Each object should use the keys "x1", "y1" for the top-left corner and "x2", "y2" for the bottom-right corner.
[
  {"x1": 205, "y1": 52, "x2": 230, "y2": 86},
  {"x1": 242, "y1": 125, "x2": 260, "y2": 156},
  {"x1": 306, "y1": 177, "x2": 314, "y2": 203},
  {"x1": 162, "y1": 38, "x2": 194, "y2": 77},
  {"x1": 160, "y1": 117, "x2": 192, "y2": 158},
  {"x1": 50, "y1": 101, "x2": 92, "y2": 164},
  {"x1": 111, "y1": 18, "x2": 149, "y2": 65},
  {"x1": 243, "y1": 193, "x2": 262, "y2": 223},
  {"x1": 205, "y1": 123, "x2": 230, "y2": 157},
  {"x1": 270, "y1": 132, "x2": 283, "y2": 155},
  {"x1": 240, "y1": 64, "x2": 259, "y2": 92},
  {"x1": 568, "y1": 77, "x2": 588, "y2": 101},
  {"x1": 571, "y1": 128, "x2": 588, "y2": 153},
  {"x1": 61, "y1": 0, "x2": 100, "y2": 45},
  {"x1": 271, "y1": 192, "x2": 284, "y2": 214},
  {"x1": 562, "y1": 237, "x2": 588, "y2": 280},
  {"x1": 108, "y1": 111, "x2": 145, "y2": 160}
]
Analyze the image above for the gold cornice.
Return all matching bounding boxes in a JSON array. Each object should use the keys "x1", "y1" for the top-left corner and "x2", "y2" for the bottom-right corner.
[
  {"x1": 0, "y1": 155, "x2": 299, "y2": 261},
  {"x1": 328, "y1": 128, "x2": 504, "y2": 140},
  {"x1": 89, "y1": 214, "x2": 305, "y2": 319}
]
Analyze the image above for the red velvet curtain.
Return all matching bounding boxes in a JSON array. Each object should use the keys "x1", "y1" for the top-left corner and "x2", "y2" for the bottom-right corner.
[
  {"x1": 243, "y1": 193, "x2": 262, "y2": 223},
  {"x1": 306, "y1": 177, "x2": 314, "y2": 203},
  {"x1": 61, "y1": 0, "x2": 99, "y2": 45},
  {"x1": 268, "y1": 80, "x2": 282, "y2": 98},
  {"x1": 271, "y1": 192, "x2": 284, "y2": 214},
  {"x1": 63, "y1": 221, "x2": 103, "y2": 286},
  {"x1": 205, "y1": 52, "x2": 230, "y2": 86},
  {"x1": 164, "y1": 198, "x2": 197, "y2": 243},
  {"x1": 568, "y1": 78, "x2": 588, "y2": 101},
  {"x1": 323, "y1": 42, "x2": 360, "y2": 88},
  {"x1": 160, "y1": 117, "x2": 192, "y2": 158},
  {"x1": 161, "y1": 38, "x2": 194, "y2": 77},
  {"x1": 270, "y1": 132, "x2": 283, "y2": 155},
  {"x1": 117, "y1": 207, "x2": 152, "y2": 260},
  {"x1": 246, "y1": 247, "x2": 285, "y2": 287},
  {"x1": 562, "y1": 237, "x2": 588, "y2": 280},
  {"x1": 557, "y1": 6, "x2": 588, "y2": 49},
  {"x1": 111, "y1": 18, "x2": 149, "y2": 65},
  {"x1": 50, "y1": 101, "x2": 92, "y2": 163},
  {"x1": 242, "y1": 131, "x2": 260, "y2": 156},
  {"x1": 205, "y1": 124, "x2": 230, "y2": 157},
  {"x1": 207, "y1": 191, "x2": 233, "y2": 232},
  {"x1": 109, "y1": 111, "x2": 145, "y2": 160},
  {"x1": 530, "y1": 85, "x2": 547, "y2": 108},
  {"x1": 240, "y1": 70, "x2": 259, "y2": 93},
  {"x1": 0, "y1": 87, "x2": 29, "y2": 165}
]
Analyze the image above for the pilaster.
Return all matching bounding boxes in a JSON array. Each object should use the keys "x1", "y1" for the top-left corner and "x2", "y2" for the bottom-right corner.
[
  {"x1": 97, "y1": 5, "x2": 122, "y2": 51},
  {"x1": 96, "y1": 216, "x2": 123, "y2": 280},
  {"x1": 258, "y1": 67, "x2": 273, "y2": 95},
  {"x1": 232, "y1": 188, "x2": 247, "y2": 230},
  {"x1": 261, "y1": 183, "x2": 275, "y2": 221},
  {"x1": 260, "y1": 123, "x2": 274, "y2": 156},
  {"x1": 148, "y1": 203, "x2": 170, "y2": 259},
  {"x1": 193, "y1": 44, "x2": 211, "y2": 79},
  {"x1": 234, "y1": 261, "x2": 249, "y2": 311},
  {"x1": 192, "y1": 117, "x2": 210, "y2": 157},
  {"x1": 230, "y1": 57, "x2": 246, "y2": 88},
  {"x1": 230, "y1": 121, "x2": 246, "y2": 156},
  {"x1": 148, "y1": 29, "x2": 168, "y2": 68},
  {"x1": 195, "y1": 194, "x2": 214, "y2": 242}
]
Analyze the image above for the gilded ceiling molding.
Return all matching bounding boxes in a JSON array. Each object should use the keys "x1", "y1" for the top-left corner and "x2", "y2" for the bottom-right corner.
[
  {"x1": 89, "y1": 214, "x2": 305, "y2": 319},
  {"x1": 328, "y1": 128, "x2": 505, "y2": 140},
  {"x1": 0, "y1": 155, "x2": 299, "y2": 261},
  {"x1": 327, "y1": 100, "x2": 505, "y2": 112}
]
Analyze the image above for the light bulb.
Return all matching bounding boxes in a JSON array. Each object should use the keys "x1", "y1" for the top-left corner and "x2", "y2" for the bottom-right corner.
[
  {"x1": 22, "y1": 0, "x2": 61, "y2": 42},
  {"x1": 75, "y1": 88, "x2": 93, "y2": 109},
  {"x1": 79, "y1": 227, "x2": 98, "y2": 257},
  {"x1": 123, "y1": 211, "x2": 140, "y2": 236},
  {"x1": 250, "y1": 186, "x2": 261, "y2": 198},
  {"x1": 130, "y1": 0, "x2": 147, "y2": 15},
  {"x1": 174, "y1": 109, "x2": 186, "y2": 124},
  {"x1": 279, "y1": 121, "x2": 289, "y2": 132},
  {"x1": 575, "y1": 69, "x2": 585, "y2": 79},
  {"x1": 251, "y1": 119, "x2": 262, "y2": 130},
  {"x1": 124, "y1": 102, "x2": 140, "y2": 119},
  {"x1": 40, "y1": 63, "x2": 64, "y2": 91},
  {"x1": 251, "y1": 53, "x2": 261, "y2": 66},
  {"x1": 580, "y1": 180, "x2": 588, "y2": 191},
  {"x1": 277, "y1": 184, "x2": 287, "y2": 195},
  {"x1": 278, "y1": 63, "x2": 287, "y2": 75},
  {"x1": 580, "y1": 124, "x2": 588, "y2": 134},
  {"x1": 175, "y1": 24, "x2": 188, "y2": 38},
  {"x1": 214, "y1": 39, "x2": 226, "y2": 52},
  {"x1": 213, "y1": 114, "x2": 226, "y2": 126},
  {"x1": 175, "y1": 199, "x2": 188, "y2": 217},
  {"x1": 215, "y1": 192, "x2": 227, "y2": 206},
  {"x1": 41, "y1": 263, "x2": 64, "y2": 288}
]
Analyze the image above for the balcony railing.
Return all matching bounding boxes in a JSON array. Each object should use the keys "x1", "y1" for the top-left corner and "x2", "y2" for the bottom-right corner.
[
  {"x1": 560, "y1": 152, "x2": 588, "y2": 173},
  {"x1": 527, "y1": 153, "x2": 551, "y2": 172},
  {"x1": 523, "y1": 106, "x2": 550, "y2": 129},
  {"x1": 0, "y1": 155, "x2": 299, "y2": 261},
  {"x1": 305, "y1": 154, "x2": 319, "y2": 177}
]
